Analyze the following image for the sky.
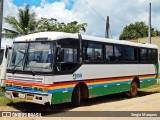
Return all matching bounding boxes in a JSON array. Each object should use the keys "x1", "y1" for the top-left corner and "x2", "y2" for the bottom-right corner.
[{"x1": 2, "y1": 0, "x2": 160, "y2": 47}]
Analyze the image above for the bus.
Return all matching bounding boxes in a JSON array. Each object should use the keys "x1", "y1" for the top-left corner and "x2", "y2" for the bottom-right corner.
[
  {"x1": 5, "y1": 32, "x2": 158, "y2": 106},
  {"x1": 0, "y1": 46, "x2": 12, "y2": 88}
]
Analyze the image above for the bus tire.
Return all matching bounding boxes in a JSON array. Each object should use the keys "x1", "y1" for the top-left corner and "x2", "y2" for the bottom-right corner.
[
  {"x1": 130, "y1": 80, "x2": 138, "y2": 97},
  {"x1": 72, "y1": 86, "x2": 81, "y2": 107}
]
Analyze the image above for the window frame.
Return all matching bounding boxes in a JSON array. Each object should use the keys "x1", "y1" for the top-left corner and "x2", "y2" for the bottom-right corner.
[
  {"x1": 55, "y1": 38, "x2": 81, "y2": 74},
  {"x1": 83, "y1": 40, "x2": 105, "y2": 64}
]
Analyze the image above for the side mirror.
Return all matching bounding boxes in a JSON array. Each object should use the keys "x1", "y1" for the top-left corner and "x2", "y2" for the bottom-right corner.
[
  {"x1": 5, "y1": 48, "x2": 8, "y2": 59},
  {"x1": 5, "y1": 47, "x2": 12, "y2": 59}
]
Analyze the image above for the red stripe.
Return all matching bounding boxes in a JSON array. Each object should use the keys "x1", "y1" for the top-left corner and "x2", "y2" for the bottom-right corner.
[{"x1": 6, "y1": 74, "x2": 155, "y2": 87}]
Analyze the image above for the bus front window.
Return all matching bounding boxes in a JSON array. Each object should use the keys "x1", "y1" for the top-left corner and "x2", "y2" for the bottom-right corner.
[
  {"x1": 25, "y1": 42, "x2": 54, "y2": 72},
  {"x1": 8, "y1": 43, "x2": 28, "y2": 70}
]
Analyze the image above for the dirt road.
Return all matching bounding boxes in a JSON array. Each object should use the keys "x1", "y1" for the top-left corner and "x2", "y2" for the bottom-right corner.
[{"x1": 1, "y1": 92, "x2": 160, "y2": 120}]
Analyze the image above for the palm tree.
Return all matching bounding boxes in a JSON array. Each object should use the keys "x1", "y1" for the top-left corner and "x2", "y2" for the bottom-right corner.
[{"x1": 3, "y1": 5, "x2": 37, "y2": 38}]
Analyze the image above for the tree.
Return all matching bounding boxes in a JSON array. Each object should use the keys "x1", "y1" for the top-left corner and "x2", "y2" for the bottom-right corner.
[
  {"x1": 3, "y1": 5, "x2": 37, "y2": 38},
  {"x1": 36, "y1": 17, "x2": 87, "y2": 33},
  {"x1": 3, "y1": 5, "x2": 87, "y2": 38},
  {"x1": 119, "y1": 21, "x2": 157, "y2": 40}
]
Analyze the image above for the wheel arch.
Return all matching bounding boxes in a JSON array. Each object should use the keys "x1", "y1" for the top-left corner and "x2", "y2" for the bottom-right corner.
[
  {"x1": 133, "y1": 76, "x2": 140, "y2": 88},
  {"x1": 72, "y1": 82, "x2": 89, "y2": 100}
]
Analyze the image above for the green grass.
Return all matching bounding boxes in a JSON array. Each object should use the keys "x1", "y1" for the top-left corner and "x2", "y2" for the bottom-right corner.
[
  {"x1": 0, "y1": 88, "x2": 22, "y2": 106},
  {"x1": 140, "y1": 82, "x2": 160, "y2": 93}
]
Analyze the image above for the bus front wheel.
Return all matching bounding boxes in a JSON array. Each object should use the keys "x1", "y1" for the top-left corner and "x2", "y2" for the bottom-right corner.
[
  {"x1": 72, "y1": 86, "x2": 81, "y2": 107},
  {"x1": 130, "y1": 81, "x2": 138, "y2": 97}
]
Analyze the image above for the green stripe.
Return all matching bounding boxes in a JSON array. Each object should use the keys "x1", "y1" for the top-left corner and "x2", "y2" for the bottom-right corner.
[
  {"x1": 140, "y1": 79, "x2": 157, "y2": 88},
  {"x1": 155, "y1": 63, "x2": 159, "y2": 79},
  {"x1": 52, "y1": 91, "x2": 72, "y2": 104}
]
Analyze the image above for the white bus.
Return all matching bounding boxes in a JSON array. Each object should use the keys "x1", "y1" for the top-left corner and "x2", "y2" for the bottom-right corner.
[
  {"x1": 0, "y1": 46, "x2": 12, "y2": 87},
  {"x1": 5, "y1": 32, "x2": 158, "y2": 106}
]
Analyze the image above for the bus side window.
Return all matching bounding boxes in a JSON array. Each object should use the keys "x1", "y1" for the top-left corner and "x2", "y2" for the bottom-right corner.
[
  {"x1": 152, "y1": 49, "x2": 157, "y2": 62},
  {"x1": 140, "y1": 48, "x2": 147, "y2": 62},
  {"x1": 106, "y1": 44, "x2": 114, "y2": 61},
  {"x1": 114, "y1": 45, "x2": 123, "y2": 61},
  {"x1": 84, "y1": 41, "x2": 103, "y2": 62},
  {"x1": 56, "y1": 39, "x2": 79, "y2": 72}
]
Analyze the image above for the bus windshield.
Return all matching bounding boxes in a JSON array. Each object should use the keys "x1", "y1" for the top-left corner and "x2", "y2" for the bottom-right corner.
[
  {"x1": 8, "y1": 43, "x2": 28, "y2": 70},
  {"x1": 8, "y1": 41, "x2": 54, "y2": 72}
]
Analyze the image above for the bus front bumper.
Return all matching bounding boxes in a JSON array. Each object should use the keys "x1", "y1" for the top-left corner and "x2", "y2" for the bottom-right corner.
[{"x1": 5, "y1": 90, "x2": 52, "y2": 105}]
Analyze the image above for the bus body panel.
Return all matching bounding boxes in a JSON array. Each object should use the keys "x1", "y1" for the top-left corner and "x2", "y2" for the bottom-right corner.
[
  {"x1": 5, "y1": 32, "x2": 159, "y2": 105},
  {"x1": 6, "y1": 63, "x2": 158, "y2": 105}
]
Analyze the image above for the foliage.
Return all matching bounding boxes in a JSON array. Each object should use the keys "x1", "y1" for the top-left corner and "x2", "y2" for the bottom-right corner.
[
  {"x1": 119, "y1": 21, "x2": 158, "y2": 40},
  {"x1": 3, "y1": 5, "x2": 37, "y2": 38},
  {"x1": 36, "y1": 17, "x2": 87, "y2": 33},
  {"x1": 0, "y1": 88, "x2": 5, "y2": 97},
  {"x1": 3, "y1": 5, "x2": 87, "y2": 38}
]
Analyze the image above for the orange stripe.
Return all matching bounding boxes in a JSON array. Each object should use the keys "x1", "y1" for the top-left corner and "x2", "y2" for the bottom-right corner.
[{"x1": 6, "y1": 74, "x2": 156, "y2": 88}]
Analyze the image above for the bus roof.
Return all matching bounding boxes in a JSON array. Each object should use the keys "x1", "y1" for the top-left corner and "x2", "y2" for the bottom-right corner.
[{"x1": 14, "y1": 32, "x2": 158, "y2": 49}]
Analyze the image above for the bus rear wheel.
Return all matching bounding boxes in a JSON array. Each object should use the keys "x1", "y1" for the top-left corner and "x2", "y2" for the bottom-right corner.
[
  {"x1": 72, "y1": 86, "x2": 81, "y2": 107},
  {"x1": 130, "y1": 81, "x2": 138, "y2": 97}
]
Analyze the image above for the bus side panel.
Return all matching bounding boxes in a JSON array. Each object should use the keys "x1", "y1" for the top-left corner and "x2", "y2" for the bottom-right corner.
[
  {"x1": 88, "y1": 82, "x2": 131, "y2": 98},
  {"x1": 123, "y1": 64, "x2": 139, "y2": 77},
  {"x1": 140, "y1": 79, "x2": 157, "y2": 88},
  {"x1": 51, "y1": 91, "x2": 73, "y2": 104},
  {"x1": 140, "y1": 64, "x2": 158, "y2": 88}
]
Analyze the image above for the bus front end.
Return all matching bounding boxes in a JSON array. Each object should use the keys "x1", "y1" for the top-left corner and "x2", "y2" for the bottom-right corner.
[{"x1": 5, "y1": 41, "x2": 55, "y2": 105}]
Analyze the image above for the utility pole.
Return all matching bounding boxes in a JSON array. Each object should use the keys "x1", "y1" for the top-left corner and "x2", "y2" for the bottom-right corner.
[
  {"x1": 148, "y1": 3, "x2": 151, "y2": 44},
  {"x1": 105, "y1": 16, "x2": 109, "y2": 38},
  {"x1": 0, "y1": 0, "x2": 3, "y2": 49}
]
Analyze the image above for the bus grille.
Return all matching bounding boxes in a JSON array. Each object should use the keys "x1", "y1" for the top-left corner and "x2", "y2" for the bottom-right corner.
[{"x1": 7, "y1": 75, "x2": 43, "y2": 83}]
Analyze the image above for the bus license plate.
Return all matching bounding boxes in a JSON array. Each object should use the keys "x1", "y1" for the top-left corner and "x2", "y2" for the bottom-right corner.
[{"x1": 18, "y1": 93, "x2": 26, "y2": 99}]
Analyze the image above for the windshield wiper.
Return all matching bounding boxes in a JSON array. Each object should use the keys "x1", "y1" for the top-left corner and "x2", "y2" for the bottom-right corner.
[{"x1": 12, "y1": 58, "x2": 24, "y2": 71}]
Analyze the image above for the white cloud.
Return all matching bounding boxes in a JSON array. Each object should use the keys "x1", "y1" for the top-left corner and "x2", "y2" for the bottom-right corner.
[
  {"x1": 2, "y1": 0, "x2": 160, "y2": 47},
  {"x1": 31, "y1": 2, "x2": 76, "y2": 23},
  {"x1": 72, "y1": 0, "x2": 160, "y2": 39},
  {"x1": 2, "y1": 0, "x2": 18, "y2": 47},
  {"x1": 3, "y1": 0, "x2": 18, "y2": 28}
]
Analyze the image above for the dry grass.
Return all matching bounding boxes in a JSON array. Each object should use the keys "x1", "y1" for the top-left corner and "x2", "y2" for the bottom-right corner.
[
  {"x1": 0, "y1": 88, "x2": 22, "y2": 106},
  {"x1": 140, "y1": 82, "x2": 160, "y2": 93}
]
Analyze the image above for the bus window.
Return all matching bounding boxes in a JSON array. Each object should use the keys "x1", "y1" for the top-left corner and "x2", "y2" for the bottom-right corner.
[
  {"x1": 152, "y1": 49, "x2": 157, "y2": 62},
  {"x1": 106, "y1": 44, "x2": 114, "y2": 61},
  {"x1": 8, "y1": 43, "x2": 28, "y2": 70},
  {"x1": 148, "y1": 49, "x2": 152, "y2": 61},
  {"x1": 95, "y1": 44, "x2": 103, "y2": 61},
  {"x1": 25, "y1": 42, "x2": 53, "y2": 72},
  {"x1": 140, "y1": 48, "x2": 147, "y2": 62},
  {"x1": 56, "y1": 39, "x2": 79, "y2": 72},
  {"x1": 84, "y1": 42, "x2": 103, "y2": 62},
  {"x1": 63, "y1": 48, "x2": 78, "y2": 62},
  {"x1": 123, "y1": 46, "x2": 137, "y2": 61},
  {"x1": 114, "y1": 45, "x2": 123, "y2": 61}
]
